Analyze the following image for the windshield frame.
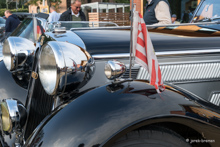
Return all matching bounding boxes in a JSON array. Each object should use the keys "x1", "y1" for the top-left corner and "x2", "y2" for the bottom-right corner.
[{"x1": 45, "y1": 21, "x2": 119, "y2": 32}]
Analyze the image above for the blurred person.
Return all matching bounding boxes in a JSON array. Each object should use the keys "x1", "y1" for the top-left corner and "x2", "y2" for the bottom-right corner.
[
  {"x1": 59, "y1": 0, "x2": 86, "y2": 21},
  {"x1": 182, "y1": 11, "x2": 189, "y2": 23},
  {"x1": 4, "y1": 10, "x2": 20, "y2": 34},
  {"x1": 171, "y1": 14, "x2": 180, "y2": 24},
  {"x1": 188, "y1": 10, "x2": 193, "y2": 21},
  {"x1": 144, "y1": 0, "x2": 171, "y2": 25},
  {"x1": 48, "y1": 6, "x2": 60, "y2": 23}
]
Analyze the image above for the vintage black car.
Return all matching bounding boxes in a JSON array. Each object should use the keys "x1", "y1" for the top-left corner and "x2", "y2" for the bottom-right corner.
[
  {"x1": 0, "y1": 5, "x2": 220, "y2": 147},
  {"x1": 0, "y1": 17, "x2": 6, "y2": 42},
  {"x1": 191, "y1": 0, "x2": 220, "y2": 23}
]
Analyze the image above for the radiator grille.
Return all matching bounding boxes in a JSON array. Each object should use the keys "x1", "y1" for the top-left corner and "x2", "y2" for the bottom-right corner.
[
  {"x1": 122, "y1": 68, "x2": 140, "y2": 79},
  {"x1": 24, "y1": 77, "x2": 54, "y2": 140},
  {"x1": 136, "y1": 63, "x2": 220, "y2": 82},
  {"x1": 209, "y1": 93, "x2": 220, "y2": 106}
]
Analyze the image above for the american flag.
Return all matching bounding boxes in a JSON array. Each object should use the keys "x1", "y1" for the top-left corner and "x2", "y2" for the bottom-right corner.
[{"x1": 133, "y1": 11, "x2": 164, "y2": 93}]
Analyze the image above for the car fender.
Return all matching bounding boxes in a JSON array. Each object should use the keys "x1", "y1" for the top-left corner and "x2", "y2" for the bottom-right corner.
[
  {"x1": 25, "y1": 80, "x2": 220, "y2": 147},
  {"x1": 0, "y1": 61, "x2": 28, "y2": 146},
  {"x1": 103, "y1": 115, "x2": 220, "y2": 146},
  {"x1": 0, "y1": 61, "x2": 27, "y2": 103}
]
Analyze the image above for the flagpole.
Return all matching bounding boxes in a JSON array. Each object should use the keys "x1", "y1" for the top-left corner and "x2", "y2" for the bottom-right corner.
[{"x1": 129, "y1": 0, "x2": 134, "y2": 79}]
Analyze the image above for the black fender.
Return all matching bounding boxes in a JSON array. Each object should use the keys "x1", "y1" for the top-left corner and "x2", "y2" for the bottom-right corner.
[
  {"x1": 25, "y1": 80, "x2": 220, "y2": 147},
  {"x1": 0, "y1": 61, "x2": 28, "y2": 146},
  {"x1": 0, "y1": 61, "x2": 27, "y2": 103}
]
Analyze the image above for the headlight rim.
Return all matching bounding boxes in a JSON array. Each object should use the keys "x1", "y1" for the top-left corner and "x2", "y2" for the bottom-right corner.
[
  {"x1": 2, "y1": 38, "x2": 15, "y2": 71},
  {"x1": 0, "y1": 101, "x2": 12, "y2": 133},
  {"x1": 38, "y1": 42, "x2": 65, "y2": 95}
]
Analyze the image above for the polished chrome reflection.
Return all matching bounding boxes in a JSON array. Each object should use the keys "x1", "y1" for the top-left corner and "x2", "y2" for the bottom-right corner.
[
  {"x1": 39, "y1": 41, "x2": 95, "y2": 95},
  {"x1": 2, "y1": 37, "x2": 36, "y2": 71},
  {"x1": 105, "y1": 60, "x2": 126, "y2": 80},
  {"x1": 0, "y1": 98, "x2": 27, "y2": 134},
  {"x1": 39, "y1": 44, "x2": 58, "y2": 95}
]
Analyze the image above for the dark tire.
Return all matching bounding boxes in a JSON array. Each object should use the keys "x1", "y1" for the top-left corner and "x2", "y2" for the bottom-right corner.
[{"x1": 111, "y1": 126, "x2": 191, "y2": 147}]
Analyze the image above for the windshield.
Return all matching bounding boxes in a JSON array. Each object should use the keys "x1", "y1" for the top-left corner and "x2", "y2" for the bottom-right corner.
[
  {"x1": 193, "y1": 0, "x2": 220, "y2": 22},
  {"x1": 10, "y1": 18, "x2": 43, "y2": 42},
  {"x1": 46, "y1": 21, "x2": 118, "y2": 32}
]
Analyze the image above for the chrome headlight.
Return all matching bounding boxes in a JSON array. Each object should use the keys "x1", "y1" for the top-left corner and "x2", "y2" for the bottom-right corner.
[
  {"x1": 2, "y1": 37, "x2": 36, "y2": 71},
  {"x1": 0, "y1": 99, "x2": 27, "y2": 134},
  {"x1": 105, "y1": 60, "x2": 126, "y2": 80},
  {"x1": 39, "y1": 41, "x2": 95, "y2": 95}
]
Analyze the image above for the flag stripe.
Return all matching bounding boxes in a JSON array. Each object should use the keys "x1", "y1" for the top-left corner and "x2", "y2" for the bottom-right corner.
[
  {"x1": 136, "y1": 44, "x2": 147, "y2": 56},
  {"x1": 137, "y1": 37, "x2": 145, "y2": 48},
  {"x1": 136, "y1": 50, "x2": 148, "y2": 65},
  {"x1": 158, "y1": 65, "x2": 162, "y2": 85}
]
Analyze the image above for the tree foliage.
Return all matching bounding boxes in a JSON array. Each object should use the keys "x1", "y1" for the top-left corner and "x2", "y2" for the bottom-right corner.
[
  {"x1": 25, "y1": 0, "x2": 40, "y2": 6},
  {"x1": 25, "y1": 0, "x2": 62, "y2": 7},
  {"x1": 102, "y1": 0, "x2": 129, "y2": 3},
  {"x1": 114, "y1": 0, "x2": 130, "y2": 3}
]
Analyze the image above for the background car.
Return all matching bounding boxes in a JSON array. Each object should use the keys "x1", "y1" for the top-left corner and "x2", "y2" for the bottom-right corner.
[
  {"x1": 191, "y1": 0, "x2": 220, "y2": 23},
  {"x1": 0, "y1": 17, "x2": 6, "y2": 41}
]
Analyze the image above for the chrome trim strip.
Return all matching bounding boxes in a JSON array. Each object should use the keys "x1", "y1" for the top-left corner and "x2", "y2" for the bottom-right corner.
[
  {"x1": 155, "y1": 49, "x2": 220, "y2": 56},
  {"x1": 71, "y1": 26, "x2": 130, "y2": 31},
  {"x1": 93, "y1": 53, "x2": 130, "y2": 59},
  {"x1": 93, "y1": 49, "x2": 220, "y2": 59}
]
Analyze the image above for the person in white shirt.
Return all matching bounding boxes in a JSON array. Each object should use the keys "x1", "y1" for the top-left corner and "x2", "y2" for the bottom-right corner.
[
  {"x1": 144, "y1": 0, "x2": 171, "y2": 25},
  {"x1": 48, "y1": 6, "x2": 60, "y2": 23}
]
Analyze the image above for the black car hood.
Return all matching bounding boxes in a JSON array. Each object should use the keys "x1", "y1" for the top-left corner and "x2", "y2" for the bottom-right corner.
[
  {"x1": 73, "y1": 30, "x2": 130, "y2": 55},
  {"x1": 72, "y1": 29, "x2": 220, "y2": 55}
]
